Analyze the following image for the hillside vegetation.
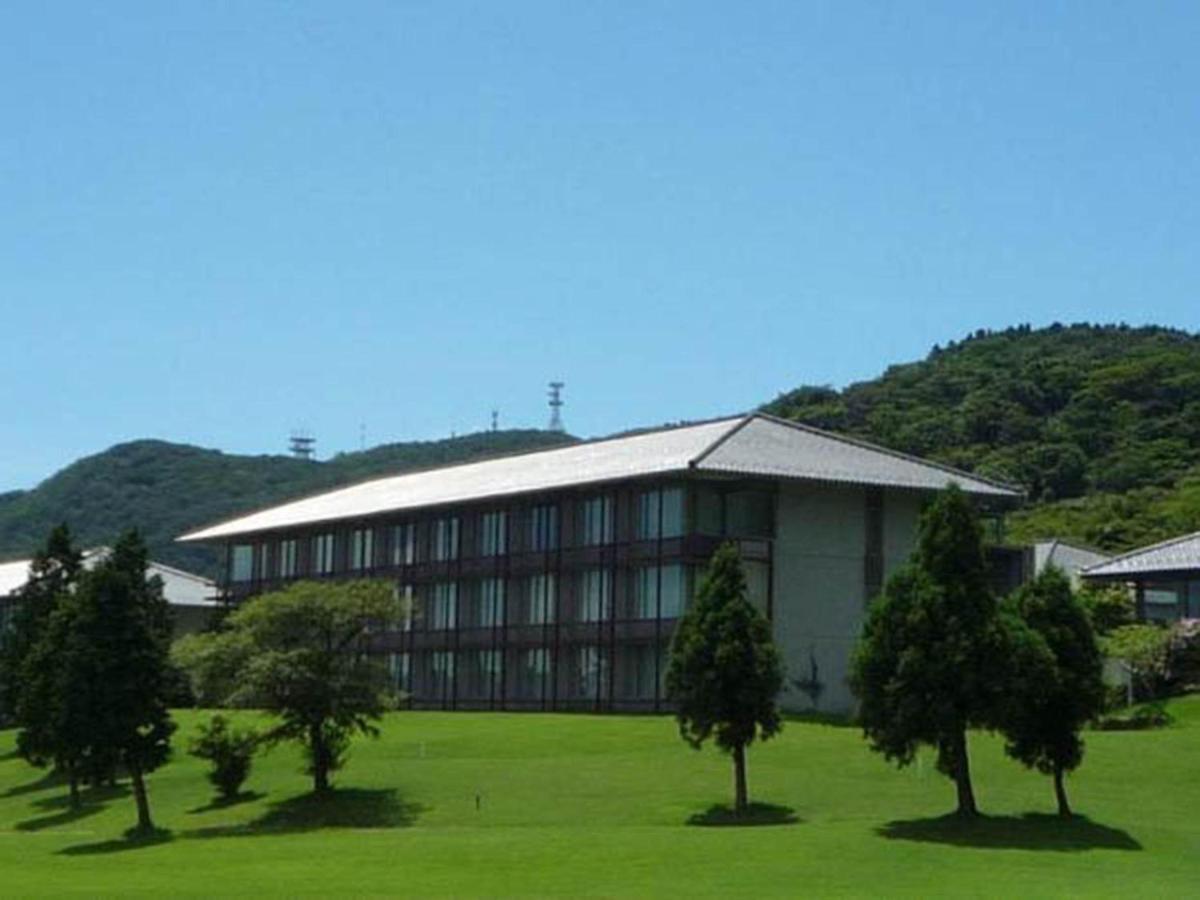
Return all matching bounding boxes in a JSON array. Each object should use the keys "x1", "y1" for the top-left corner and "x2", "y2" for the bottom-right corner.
[
  {"x1": 0, "y1": 430, "x2": 573, "y2": 577},
  {"x1": 3, "y1": 323, "x2": 1198, "y2": 577},
  {"x1": 765, "y1": 323, "x2": 1200, "y2": 551}
]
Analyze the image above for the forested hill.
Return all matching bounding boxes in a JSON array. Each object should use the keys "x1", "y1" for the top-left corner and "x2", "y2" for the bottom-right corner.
[
  {"x1": 0, "y1": 430, "x2": 574, "y2": 577},
  {"x1": 764, "y1": 323, "x2": 1200, "y2": 551}
]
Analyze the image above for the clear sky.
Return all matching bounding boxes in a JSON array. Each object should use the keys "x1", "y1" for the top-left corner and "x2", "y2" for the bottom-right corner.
[{"x1": 3, "y1": 2, "x2": 1198, "y2": 491}]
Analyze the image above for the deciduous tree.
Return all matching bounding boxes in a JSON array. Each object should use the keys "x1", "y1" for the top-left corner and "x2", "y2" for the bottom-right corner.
[{"x1": 175, "y1": 580, "x2": 403, "y2": 793}]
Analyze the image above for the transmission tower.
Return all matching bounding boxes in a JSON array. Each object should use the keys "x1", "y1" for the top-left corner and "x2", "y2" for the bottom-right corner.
[
  {"x1": 289, "y1": 430, "x2": 316, "y2": 461},
  {"x1": 547, "y1": 382, "x2": 565, "y2": 432}
]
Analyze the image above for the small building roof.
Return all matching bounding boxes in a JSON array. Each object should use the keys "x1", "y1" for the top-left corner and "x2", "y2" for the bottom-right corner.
[
  {"x1": 0, "y1": 549, "x2": 218, "y2": 607},
  {"x1": 1082, "y1": 531, "x2": 1200, "y2": 581},
  {"x1": 179, "y1": 413, "x2": 1020, "y2": 544}
]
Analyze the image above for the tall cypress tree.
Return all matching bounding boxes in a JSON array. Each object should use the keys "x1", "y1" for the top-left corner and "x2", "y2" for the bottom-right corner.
[
  {"x1": 73, "y1": 531, "x2": 176, "y2": 832},
  {"x1": 0, "y1": 524, "x2": 82, "y2": 725},
  {"x1": 998, "y1": 567, "x2": 1106, "y2": 817},
  {"x1": 851, "y1": 484, "x2": 1003, "y2": 817},
  {"x1": 665, "y1": 542, "x2": 784, "y2": 814}
]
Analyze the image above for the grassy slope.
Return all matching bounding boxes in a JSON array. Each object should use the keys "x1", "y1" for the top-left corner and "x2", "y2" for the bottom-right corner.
[{"x1": 2, "y1": 701, "x2": 1198, "y2": 897}]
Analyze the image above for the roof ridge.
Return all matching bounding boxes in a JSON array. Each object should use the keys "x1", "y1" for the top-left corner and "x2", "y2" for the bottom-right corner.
[
  {"x1": 1081, "y1": 529, "x2": 1200, "y2": 573},
  {"x1": 752, "y1": 412, "x2": 1024, "y2": 495},
  {"x1": 689, "y1": 414, "x2": 757, "y2": 468}
]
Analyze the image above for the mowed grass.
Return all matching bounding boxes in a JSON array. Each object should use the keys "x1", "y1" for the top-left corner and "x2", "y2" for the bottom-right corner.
[{"x1": 3, "y1": 699, "x2": 1199, "y2": 897}]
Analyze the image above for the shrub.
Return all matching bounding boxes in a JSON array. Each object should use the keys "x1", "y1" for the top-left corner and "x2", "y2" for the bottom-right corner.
[
  {"x1": 1078, "y1": 585, "x2": 1135, "y2": 635},
  {"x1": 1102, "y1": 624, "x2": 1170, "y2": 701},
  {"x1": 1166, "y1": 619, "x2": 1200, "y2": 692},
  {"x1": 189, "y1": 715, "x2": 258, "y2": 801}
]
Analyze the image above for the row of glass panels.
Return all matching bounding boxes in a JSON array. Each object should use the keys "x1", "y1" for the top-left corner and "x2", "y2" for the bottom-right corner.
[
  {"x1": 388, "y1": 644, "x2": 670, "y2": 704},
  {"x1": 230, "y1": 487, "x2": 689, "y2": 583}
]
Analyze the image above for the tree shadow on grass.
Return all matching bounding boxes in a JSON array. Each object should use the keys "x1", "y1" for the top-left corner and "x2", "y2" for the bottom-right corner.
[
  {"x1": 877, "y1": 813, "x2": 1142, "y2": 852},
  {"x1": 57, "y1": 788, "x2": 423, "y2": 856},
  {"x1": 58, "y1": 828, "x2": 174, "y2": 857},
  {"x1": 18, "y1": 784, "x2": 131, "y2": 832},
  {"x1": 188, "y1": 788, "x2": 425, "y2": 839},
  {"x1": 687, "y1": 802, "x2": 801, "y2": 827},
  {"x1": 186, "y1": 791, "x2": 266, "y2": 815},
  {"x1": 1, "y1": 768, "x2": 66, "y2": 799},
  {"x1": 0, "y1": 748, "x2": 22, "y2": 762}
]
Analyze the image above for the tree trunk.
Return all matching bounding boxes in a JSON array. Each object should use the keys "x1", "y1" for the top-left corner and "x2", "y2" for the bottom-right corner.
[
  {"x1": 68, "y1": 766, "x2": 80, "y2": 810},
  {"x1": 129, "y1": 762, "x2": 154, "y2": 833},
  {"x1": 733, "y1": 743, "x2": 748, "y2": 814},
  {"x1": 1053, "y1": 763, "x2": 1072, "y2": 818},
  {"x1": 951, "y1": 730, "x2": 978, "y2": 818},
  {"x1": 311, "y1": 724, "x2": 330, "y2": 793}
]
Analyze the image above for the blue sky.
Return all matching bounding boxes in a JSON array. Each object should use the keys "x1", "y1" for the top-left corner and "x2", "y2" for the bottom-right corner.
[{"x1": 3, "y1": 2, "x2": 1198, "y2": 490}]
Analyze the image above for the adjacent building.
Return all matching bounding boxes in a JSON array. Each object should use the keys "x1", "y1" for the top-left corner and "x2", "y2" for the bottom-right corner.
[
  {"x1": 179, "y1": 414, "x2": 1020, "y2": 714},
  {"x1": 0, "y1": 549, "x2": 219, "y2": 637},
  {"x1": 1081, "y1": 531, "x2": 1200, "y2": 622}
]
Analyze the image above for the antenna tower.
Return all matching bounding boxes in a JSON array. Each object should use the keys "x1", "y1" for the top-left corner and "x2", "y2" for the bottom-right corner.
[
  {"x1": 491, "y1": 409, "x2": 499, "y2": 432},
  {"x1": 547, "y1": 382, "x2": 565, "y2": 432},
  {"x1": 289, "y1": 430, "x2": 316, "y2": 461}
]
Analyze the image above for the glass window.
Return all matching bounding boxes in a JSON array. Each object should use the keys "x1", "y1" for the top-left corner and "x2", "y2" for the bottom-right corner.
[
  {"x1": 726, "y1": 490, "x2": 773, "y2": 538},
  {"x1": 695, "y1": 486, "x2": 723, "y2": 536},
  {"x1": 350, "y1": 528, "x2": 374, "y2": 572},
  {"x1": 397, "y1": 583, "x2": 415, "y2": 632},
  {"x1": 279, "y1": 539, "x2": 298, "y2": 578},
  {"x1": 312, "y1": 533, "x2": 335, "y2": 575},
  {"x1": 430, "y1": 582, "x2": 458, "y2": 630},
  {"x1": 530, "y1": 504, "x2": 559, "y2": 551},
  {"x1": 631, "y1": 564, "x2": 687, "y2": 619},
  {"x1": 480, "y1": 578, "x2": 505, "y2": 627},
  {"x1": 635, "y1": 487, "x2": 685, "y2": 540},
  {"x1": 231, "y1": 544, "x2": 253, "y2": 582},
  {"x1": 574, "y1": 646, "x2": 607, "y2": 700},
  {"x1": 661, "y1": 487, "x2": 684, "y2": 538},
  {"x1": 527, "y1": 573, "x2": 556, "y2": 625},
  {"x1": 659, "y1": 564, "x2": 686, "y2": 618},
  {"x1": 579, "y1": 568, "x2": 612, "y2": 622},
  {"x1": 582, "y1": 496, "x2": 614, "y2": 546},
  {"x1": 516, "y1": 648, "x2": 550, "y2": 700},
  {"x1": 481, "y1": 511, "x2": 507, "y2": 557},
  {"x1": 433, "y1": 517, "x2": 460, "y2": 562},
  {"x1": 391, "y1": 523, "x2": 416, "y2": 566},
  {"x1": 389, "y1": 652, "x2": 411, "y2": 693}
]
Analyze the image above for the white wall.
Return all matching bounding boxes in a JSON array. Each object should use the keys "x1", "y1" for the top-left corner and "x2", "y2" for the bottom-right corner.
[{"x1": 771, "y1": 483, "x2": 923, "y2": 715}]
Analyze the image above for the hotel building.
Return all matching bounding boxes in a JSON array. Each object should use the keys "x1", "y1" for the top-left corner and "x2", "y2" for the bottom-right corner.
[{"x1": 179, "y1": 414, "x2": 1019, "y2": 714}]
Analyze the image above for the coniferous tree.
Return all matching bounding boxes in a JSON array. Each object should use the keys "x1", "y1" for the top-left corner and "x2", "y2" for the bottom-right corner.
[
  {"x1": 0, "y1": 524, "x2": 82, "y2": 725},
  {"x1": 851, "y1": 484, "x2": 1004, "y2": 817},
  {"x1": 71, "y1": 531, "x2": 176, "y2": 831},
  {"x1": 998, "y1": 567, "x2": 1106, "y2": 817},
  {"x1": 665, "y1": 542, "x2": 784, "y2": 814}
]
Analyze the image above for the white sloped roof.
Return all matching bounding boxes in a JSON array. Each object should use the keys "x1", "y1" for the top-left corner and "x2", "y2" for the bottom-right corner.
[
  {"x1": 1082, "y1": 531, "x2": 1200, "y2": 580},
  {"x1": 0, "y1": 549, "x2": 218, "y2": 607},
  {"x1": 0, "y1": 558, "x2": 32, "y2": 597},
  {"x1": 179, "y1": 414, "x2": 1019, "y2": 543}
]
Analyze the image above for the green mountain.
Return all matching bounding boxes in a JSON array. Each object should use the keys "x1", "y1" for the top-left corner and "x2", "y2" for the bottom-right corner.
[
  {"x1": 0, "y1": 430, "x2": 574, "y2": 577},
  {"x1": 764, "y1": 323, "x2": 1200, "y2": 551},
  {"x1": 5, "y1": 323, "x2": 1198, "y2": 580}
]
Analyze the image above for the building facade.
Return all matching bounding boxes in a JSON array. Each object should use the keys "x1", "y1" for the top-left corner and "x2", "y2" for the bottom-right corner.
[{"x1": 181, "y1": 414, "x2": 1019, "y2": 714}]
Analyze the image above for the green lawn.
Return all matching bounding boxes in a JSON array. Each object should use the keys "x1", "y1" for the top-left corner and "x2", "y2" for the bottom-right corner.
[{"x1": 2, "y1": 699, "x2": 1198, "y2": 897}]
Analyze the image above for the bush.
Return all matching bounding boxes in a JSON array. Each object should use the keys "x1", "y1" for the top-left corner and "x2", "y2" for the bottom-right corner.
[
  {"x1": 1078, "y1": 585, "x2": 1135, "y2": 635},
  {"x1": 1102, "y1": 624, "x2": 1170, "y2": 700},
  {"x1": 1166, "y1": 619, "x2": 1200, "y2": 691},
  {"x1": 189, "y1": 715, "x2": 258, "y2": 801},
  {"x1": 1094, "y1": 700, "x2": 1173, "y2": 731}
]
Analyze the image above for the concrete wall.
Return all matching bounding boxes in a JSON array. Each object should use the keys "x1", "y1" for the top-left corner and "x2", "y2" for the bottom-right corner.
[{"x1": 772, "y1": 483, "x2": 923, "y2": 715}]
